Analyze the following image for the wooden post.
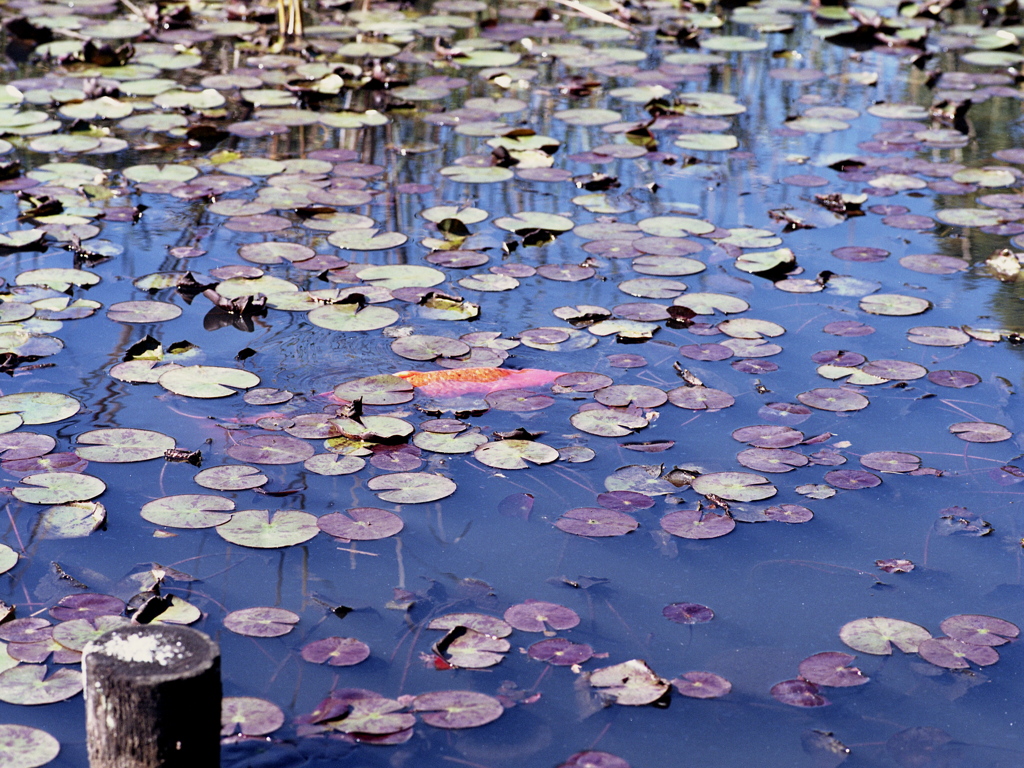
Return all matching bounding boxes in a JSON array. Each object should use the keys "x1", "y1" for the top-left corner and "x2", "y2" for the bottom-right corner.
[{"x1": 83, "y1": 624, "x2": 221, "y2": 768}]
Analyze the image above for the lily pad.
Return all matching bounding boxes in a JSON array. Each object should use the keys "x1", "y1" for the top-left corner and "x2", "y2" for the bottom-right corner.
[
  {"x1": 412, "y1": 690, "x2": 504, "y2": 729},
  {"x1": 839, "y1": 617, "x2": 931, "y2": 655},
  {"x1": 366, "y1": 472, "x2": 456, "y2": 504},
  {"x1": 216, "y1": 509, "x2": 319, "y2": 548},
  {"x1": 13, "y1": 473, "x2": 105, "y2": 504},
  {"x1": 224, "y1": 607, "x2": 300, "y2": 638},
  {"x1": 75, "y1": 429, "x2": 175, "y2": 463},
  {"x1": 555, "y1": 507, "x2": 639, "y2": 537},
  {"x1": 159, "y1": 366, "x2": 260, "y2": 399},
  {"x1": 221, "y1": 697, "x2": 286, "y2": 737},
  {"x1": 0, "y1": 666, "x2": 82, "y2": 705},
  {"x1": 301, "y1": 637, "x2": 371, "y2": 667},
  {"x1": 317, "y1": 508, "x2": 403, "y2": 541},
  {"x1": 140, "y1": 494, "x2": 235, "y2": 529},
  {"x1": 691, "y1": 472, "x2": 776, "y2": 502},
  {"x1": 590, "y1": 659, "x2": 669, "y2": 705}
]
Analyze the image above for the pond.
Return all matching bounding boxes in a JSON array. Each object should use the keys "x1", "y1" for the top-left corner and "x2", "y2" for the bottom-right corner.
[{"x1": 0, "y1": 0, "x2": 1024, "y2": 766}]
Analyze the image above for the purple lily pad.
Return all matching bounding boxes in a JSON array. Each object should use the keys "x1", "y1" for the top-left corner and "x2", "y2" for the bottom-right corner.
[
  {"x1": 940, "y1": 615, "x2": 1019, "y2": 646},
  {"x1": 224, "y1": 607, "x2": 300, "y2": 638},
  {"x1": 485, "y1": 389, "x2": 555, "y2": 412},
  {"x1": 737, "y1": 448, "x2": 808, "y2": 473},
  {"x1": 527, "y1": 637, "x2": 594, "y2": 666},
  {"x1": 301, "y1": 636, "x2": 371, "y2": 667},
  {"x1": 606, "y1": 354, "x2": 647, "y2": 368},
  {"x1": 667, "y1": 386, "x2": 736, "y2": 410},
  {"x1": 832, "y1": 246, "x2": 889, "y2": 262},
  {"x1": 860, "y1": 451, "x2": 921, "y2": 473},
  {"x1": 671, "y1": 671, "x2": 732, "y2": 699},
  {"x1": 823, "y1": 320, "x2": 875, "y2": 337},
  {"x1": 317, "y1": 508, "x2": 403, "y2": 541},
  {"x1": 555, "y1": 507, "x2": 639, "y2": 537},
  {"x1": 596, "y1": 491, "x2": 655, "y2": 512},
  {"x1": 732, "y1": 425, "x2": 804, "y2": 448},
  {"x1": 49, "y1": 593, "x2": 125, "y2": 622},
  {"x1": 222, "y1": 696, "x2": 286, "y2": 737},
  {"x1": 918, "y1": 637, "x2": 999, "y2": 669},
  {"x1": 798, "y1": 652, "x2": 869, "y2": 687},
  {"x1": 764, "y1": 504, "x2": 814, "y2": 523},
  {"x1": 504, "y1": 600, "x2": 580, "y2": 633},
  {"x1": 663, "y1": 602, "x2": 714, "y2": 624},
  {"x1": 949, "y1": 422, "x2": 1012, "y2": 443},
  {"x1": 824, "y1": 469, "x2": 882, "y2": 490},
  {"x1": 558, "y1": 752, "x2": 631, "y2": 768},
  {"x1": 554, "y1": 372, "x2": 615, "y2": 392},
  {"x1": 226, "y1": 434, "x2": 316, "y2": 464},
  {"x1": 412, "y1": 690, "x2": 504, "y2": 729},
  {"x1": 678, "y1": 343, "x2": 732, "y2": 361},
  {"x1": 797, "y1": 388, "x2": 869, "y2": 412},
  {"x1": 927, "y1": 370, "x2": 981, "y2": 388},
  {"x1": 771, "y1": 679, "x2": 829, "y2": 707},
  {"x1": 661, "y1": 509, "x2": 736, "y2": 539}
]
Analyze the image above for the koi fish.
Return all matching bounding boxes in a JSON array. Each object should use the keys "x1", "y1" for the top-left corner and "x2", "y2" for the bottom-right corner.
[{"x1": 394, "y1": 367, "x2": 565, "y2": 398}]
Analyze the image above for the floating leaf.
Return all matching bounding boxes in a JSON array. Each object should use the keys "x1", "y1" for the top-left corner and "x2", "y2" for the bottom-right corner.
[
  {"x1": 140, "y1": 494, "x2": 234, "y2": 529},
  {"x1": 412, "y1": 690, "x2": 504, "y2": 729},
  {"x1": 528, "y1": 638, "x2": 594, "y2": 666},
  {"x1": 474, "y1": 440, "x2": 558, "y2": 470},
  {"x1": 159, "y1": 366, "x2": 260, "y2": 399},
  {"x1": 13, "y1": 473, "x2": 105, "y2": 504},
  {"x1": 193, "y1": 465, "x2": 267, "y2": 491},
  {"x1": 221, "y1": 697, "x2": 285, "y2": 737},
  {"x1": 555, "y1": 507, "x2": 639, "y2": 537},
  {"x1": 590, "y1": 659, "x2": 669, "y2": 705},
  {"x1": 798, "y1": 652, "x2": 869, "y2": 687},
  {"x1": 75, "y1": 429, "x2": 175, "y2": 463},
  {"x1": 0, "y1": 544, "x2": 16, "y2": 575},
  {"x1": 771, "y1": 679, "x2": 829, "y2": 707},
  {"x1": 504, "y1": 600, "x2": 580, "y2": 633},
  {"x1": 672, "y1": 672, "x2": 732, "y2": 699},
  {"x1": 224, "y1": 607, "x2": 300, "y2": 638},
  {"x1": 216, "y1": 509, "x2": 319, "y2": 548},
  {"x1": 839, "y1": 617, "x2": 931, "y2": 655},
  {"x1": 796, "y1": 388, "x2": 869, "y2": 412},
  {"x1": 0, "y1": 666, "x2": 82, "y2": 705},
  {"x1": 660, "y1": 509, "x2": 736, "y2": 539},
  {"x1": 663, "y1": 603, "x2": 714, "y2": 624},
  {"x1": 0, "y1": 724, "x2": 60, "y2": 767},
  {"x1": 940, "y1": 615, "x2": 1019, "y2": 647},
  {"x1": 367, "y1": 472, "x2": 456, "y2": 504},
  {"x1": 949, "y1": 422, "x2": 1012, "y2": 443},
  {"x1": 0, "y1": 393, "x2": 79, "y2": 425},
  {"x1": 917, "y1": 638, "x2": 999, "y2": 669},
  {"x1": 691, "y1": 472, "x2": 776, "y2": 502},
  {"x1": 317, "y1": 508, "x2": 403, "y2": 541},
  {"x1": 301, "y1": 637, "x2": 371, "y2": 667}
]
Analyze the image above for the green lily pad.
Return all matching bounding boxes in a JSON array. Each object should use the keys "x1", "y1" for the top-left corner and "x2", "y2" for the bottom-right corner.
[
  {"x1": 308, "y1": 304, "x2": 399, "y2": 332},
  {"x1": 35, "y1": 502, "x2": 106, "y2": 539},
  {"x1": 0, "y1": 666, "x2": 82, "y2": 705},
  {"x1": 140, "y1": 494, "x2": 235, "y2": 529},
  {"x1": 75, "y1": 428, "x2": 175, "y2": 463},
  {"x1": 158, "y1": 366, "x2": 261, "y2": 398},
  {"x1": 15, "y1": 268, "x2": 99, "y2": 291},
  {"x1": 216, "y1": 509, "x2": 319, "y2": 549},
  {"x1": 473, "y1": 440, "x2": 559, "y2": 470},
  {"x1": 193, "y1": 465, "x2": 268, "y2": 491},
  {"x1": 0, "y1": 543, "x2": 16, "y2": 575},
  {"x1": 691, "y1": 471, "x2": 777, "y2": 502},
  {"x1": 590, "y1": 659, "x2": 670, "y2": 705},
  {"x1": 13, "y1": 473, "x2": 105, "y2": 504},
  {"x1": 839, "y1": 617, "x2": 931, "y2": 655},
  {"x1": 367, "y1": 472, "x2": 457, "y2": 503}
]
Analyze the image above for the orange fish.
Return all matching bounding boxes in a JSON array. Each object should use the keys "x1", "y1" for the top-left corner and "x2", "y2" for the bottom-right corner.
[{"x1": 394, "y1": 367, "x2": 565, "y2": 398}]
